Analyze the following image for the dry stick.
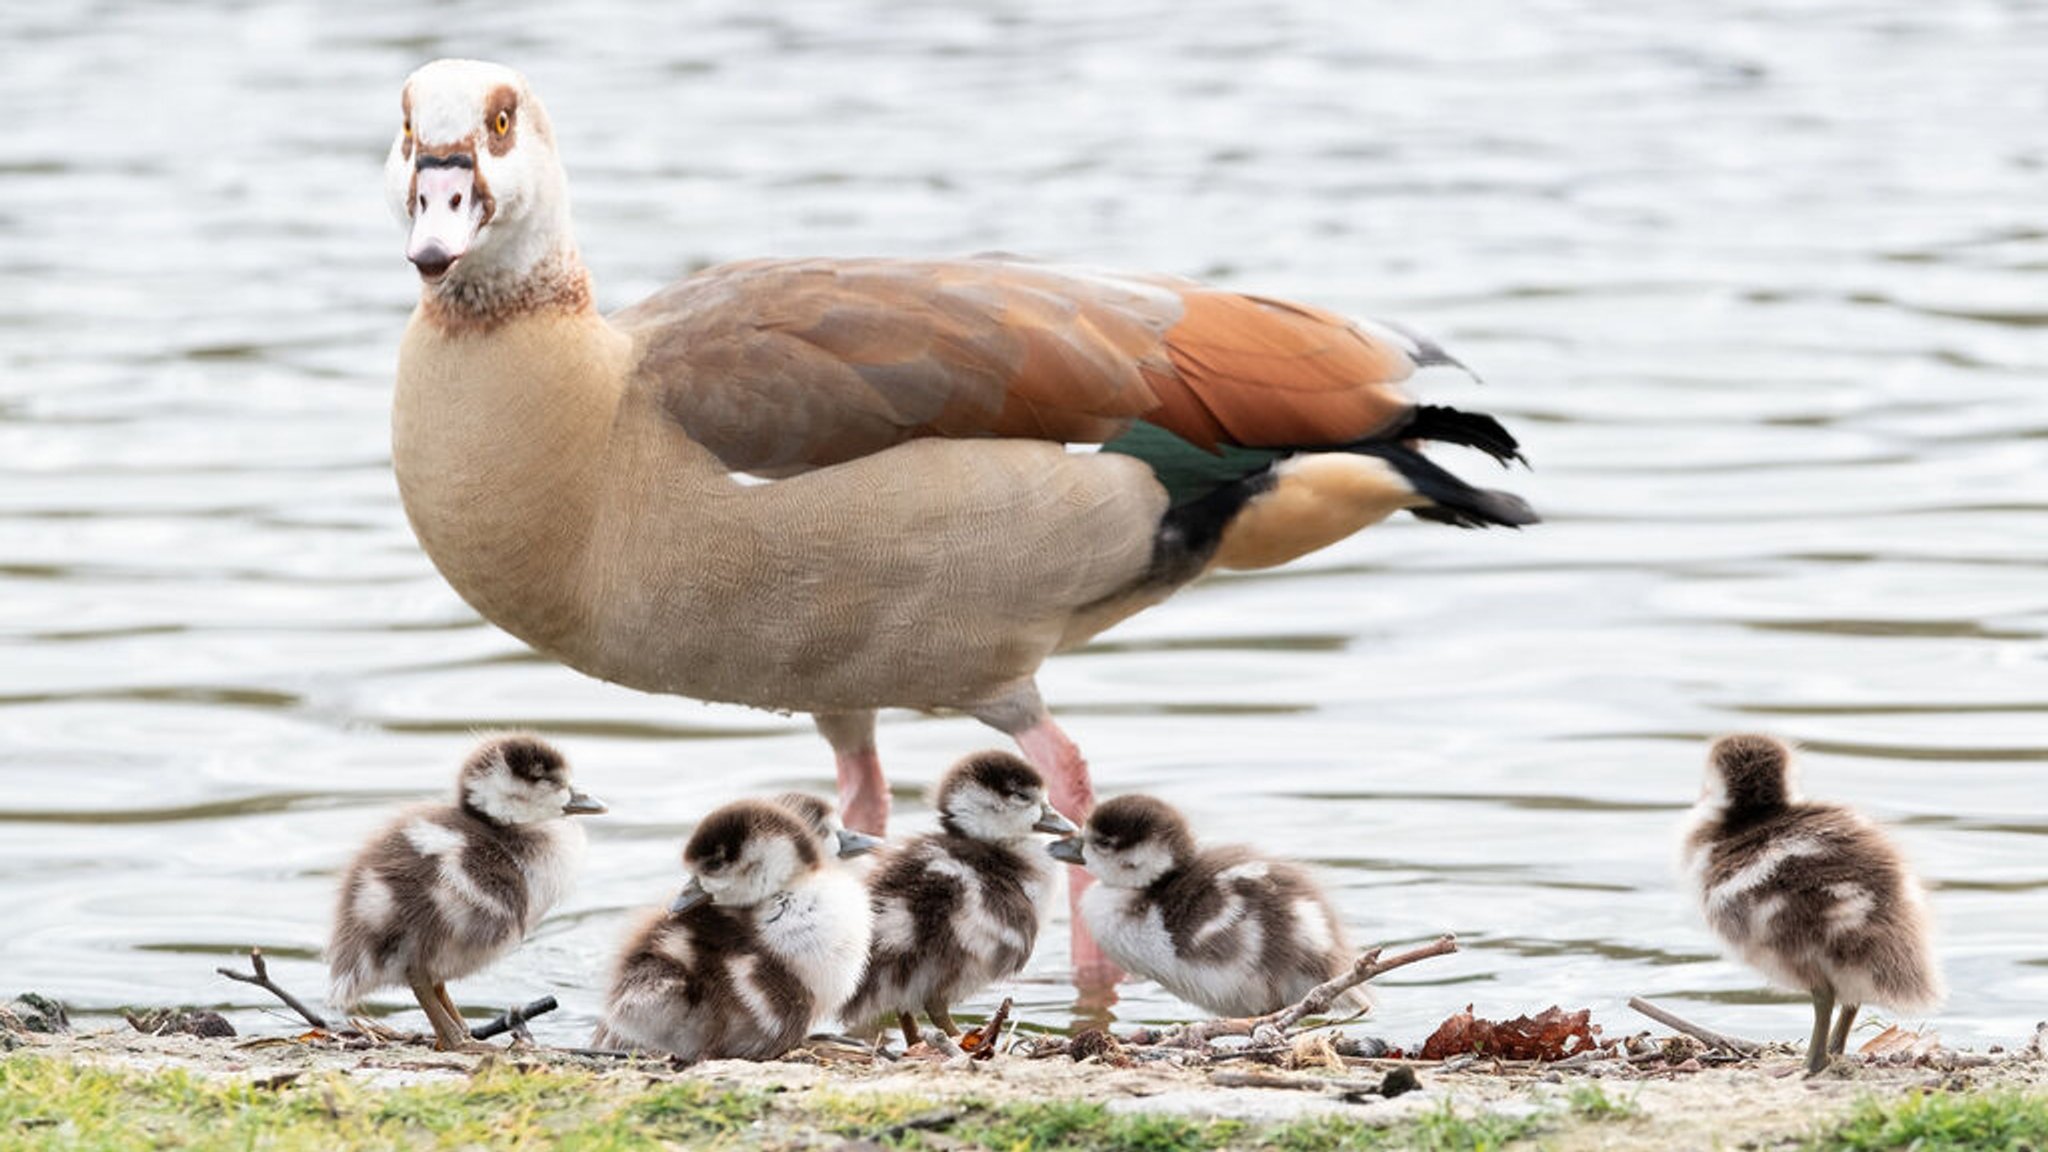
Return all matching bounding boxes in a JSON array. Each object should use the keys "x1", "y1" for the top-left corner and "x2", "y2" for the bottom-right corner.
[
  {"x1": 216, "y1": 948, "x2": 331, "y2": 1032},
  {"x1": 960, "y1": 997, "x2": 1013, "y2": 1060},
  {"x1": 1626, "y1": 996, "x2": 1761, "y2": 1056},
  {"x1": 1129, "y1": 934, "x2": 1460, "y2": 1048},
  {"x1": 470, "y1": 996, "x2": 559, "y2": 1041}
]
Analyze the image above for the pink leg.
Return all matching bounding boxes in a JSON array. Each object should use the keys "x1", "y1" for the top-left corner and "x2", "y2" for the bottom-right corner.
[
  {"x1": 1014, "y1": 716, "x2": 1123, "y2": 992},
  {"x1": 816, "y1": 711, "x2": 889, "y2": 836}
]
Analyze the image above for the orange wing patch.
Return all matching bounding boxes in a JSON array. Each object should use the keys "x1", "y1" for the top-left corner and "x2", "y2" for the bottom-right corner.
[{"x1": 1152, "y1": 291, "x2": 1416, "y2": 451}]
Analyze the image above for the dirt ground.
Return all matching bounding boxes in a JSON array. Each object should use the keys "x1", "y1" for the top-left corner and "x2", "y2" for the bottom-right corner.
[{"x1": 13, "y1": 1022, "x2": 2048, "y2": 1149}]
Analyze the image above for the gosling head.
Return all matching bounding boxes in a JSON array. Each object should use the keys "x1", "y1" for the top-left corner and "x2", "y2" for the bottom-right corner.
[
  {"x1": 769, "y1": 791, "x2": 884, "y2": 860},
  {"x1": 386, "y1": 59, "x2": 575, "y2": 293},
  {"x1": 670, "y1": 800, "x2": 821, "y2": 914},
  {"x1": 932, "y1": 751, "x2": 1077, "y2": 844},
  {"x1": 1047, "y1": 793, "x2": 1193, "y2": 889},
  {"x1": 458, "y1": 733, "x2": 606, "y2": 826},
  {"x1": 1701, "y1": 733, "x2": 1800, "y2": 822}
]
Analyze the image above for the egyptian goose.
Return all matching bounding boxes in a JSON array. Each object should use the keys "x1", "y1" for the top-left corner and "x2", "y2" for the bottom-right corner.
[
  {"x1": 328, "y1": 733, "x2": 606, "y2": 1049},
  {"x1": 840, "y1": 751, "x2": 1076, "y2": 1046},
  {"x1": 1049, "y1": 794, "x2": 1363, "y2": 1017},
  {"x1": 1680, "y1": 734, "x2": 1943, "y2": 1073},
  {"x1": 595, "y1": 798, "x2": 874, "y2": 1061},
  {"x1": 386, "y1": 59, "x2": 1535, "y2": 974}
]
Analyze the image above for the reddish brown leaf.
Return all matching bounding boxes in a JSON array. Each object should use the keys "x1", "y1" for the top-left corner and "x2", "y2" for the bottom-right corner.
[{"x1": 1418, "y1": 1004, "x2": 1604, "y2": 1062}]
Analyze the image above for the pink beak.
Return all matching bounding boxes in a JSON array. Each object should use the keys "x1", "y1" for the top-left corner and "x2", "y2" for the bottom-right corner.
[{"x1": 408, "y1": 160, "x2": 484, "y2": 279}]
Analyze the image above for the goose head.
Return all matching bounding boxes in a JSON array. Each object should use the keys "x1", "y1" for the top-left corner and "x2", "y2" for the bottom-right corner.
[
  {"x1": 386, "y1": 59, "x2": 574, "y2": 292},
  {"x1": 457, "y1": 733, "x2": 606, "y2": 826},
  {"x1": 770, "y1": 791, "x2": 884, "y2": 859},
  {"x1": 1700, "y1": 732, "x2": 1800, "y2": 822},
  {"x1": 933, "y1": 751, "x2": 1077, "y2": 844},
  {"x1": 1048, "y1": 793, "x2": 1192, "y2": 888},
  {"x1": 671, "y1": 800, "x2": 823, "y2": 913}
]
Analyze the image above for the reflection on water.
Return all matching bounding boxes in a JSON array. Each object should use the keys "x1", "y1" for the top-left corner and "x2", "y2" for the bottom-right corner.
[{"x1": 2, "y1": 0, "x2": 2046, "y2": 1050}]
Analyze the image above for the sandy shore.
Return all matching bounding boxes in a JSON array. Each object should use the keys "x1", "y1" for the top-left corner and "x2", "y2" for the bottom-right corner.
[{"x1": 11, "y1": 1022, "x2": 2047, "y2": 1150}]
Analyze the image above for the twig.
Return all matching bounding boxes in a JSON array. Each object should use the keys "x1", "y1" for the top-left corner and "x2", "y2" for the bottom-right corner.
[
  {"x1": 959, "y1": 997, "x2": 1012, "y2": 1060},
  {"x1": 470, "y1": 996, "x2": 558, "y2": 1041},
  {"x1": 1627, "y1": 996, "x2": 1761, "y2": 1056},
  {"x1": 1131, "y1": 935, "x2": 1459, "y2": 1048},
  {"x1": 216, "y1": 948, "x2": 330, "y2": 1031}
]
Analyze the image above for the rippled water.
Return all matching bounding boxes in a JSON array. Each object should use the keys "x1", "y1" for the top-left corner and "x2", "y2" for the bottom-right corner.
[{"x1": 3, "y1": 0, "x2": 2045, "y2": 1051}]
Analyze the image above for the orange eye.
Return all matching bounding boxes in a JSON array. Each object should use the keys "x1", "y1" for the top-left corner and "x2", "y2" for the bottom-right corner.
[
  {"x1": 493, "y1": 110, "x2": 511, "y2": 136},
  {"x1": 402, "y1": 120, "x2": 412, "y2": 138}
]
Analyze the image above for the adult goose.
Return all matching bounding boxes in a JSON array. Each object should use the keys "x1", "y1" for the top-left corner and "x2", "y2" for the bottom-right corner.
[{"x1": 386, "y1": 59, "x2": 1536, "y2": 973}]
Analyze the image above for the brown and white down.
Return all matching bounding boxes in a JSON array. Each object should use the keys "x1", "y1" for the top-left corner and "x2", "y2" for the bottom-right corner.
[
  {"x1": 327, "y1": 734, "x2": 606, "y2": 1049},
  {"x1": 595, "y1": 799, "x2": 874, "y2": 1061},
  {"x1": 1050, "y1": 794, "x2": 1365, "y2": 1018},
  {"x1": 839, "y1": 752, "x2": 1077, "y2": 1046},
  {"x1": 1679, "y1": 733, "x2": 1943, "y2": 1073},
  {"x1": 381, "y1": 59, "x2": 1536, "y2": 975},
  {"x1": 767, "y1": 790, "x2": 886, "y2": 863}
]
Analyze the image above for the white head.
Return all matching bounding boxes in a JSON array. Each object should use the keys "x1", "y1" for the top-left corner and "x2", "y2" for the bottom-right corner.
[
  {"x1": 458, "y1": 733, "x2": 607, "y2": 826},
  {"x1": 1048, "y1": 793, "x2": 1192, "y2": 889},
  {"x1": 385, "y1": 59, "x2": 576, "y2": 307},
  {"x1": 933, "y1": 751, "x2": 1078, "y2": 844},
  {"x1": 673, "y1": 801, "x2": 821, "y2": 913}
]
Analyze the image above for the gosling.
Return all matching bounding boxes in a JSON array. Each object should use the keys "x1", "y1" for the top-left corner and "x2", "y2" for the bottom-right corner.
[
  {"x1": 1680, "y1": 733, "x2": 1943, "y2": 1073},
  {"x1": 839, "y1": 751, "x2": 1076, "y2": 1047},
  {"x1": 1050, "y1": 793, "x2": 1363, "y2": 1018},
  {"x1": 328, "y1": 734, "x2": 605, "y2": 1049},
  {"x1": 769, "y1": 790, "x2": 885, "y2": 862},
  {"x1": 595, "y1": 798, "x2": 874, "y2": 1061}
]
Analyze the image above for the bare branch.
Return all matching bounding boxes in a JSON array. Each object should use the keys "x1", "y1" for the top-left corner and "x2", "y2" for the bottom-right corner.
[
  {"x1": 216, "y1": 948, "x2": 330, "y2": 1032},
  {"x1": 1128, "y1": 935, "x2": 1460, "y2": 1048},
  {"x1": 1626, "y1": 996, "x2": 1761, "y2": 1056},
  {"x1": 470, "y1": 996, "x2": 559, "y2": 1041}
]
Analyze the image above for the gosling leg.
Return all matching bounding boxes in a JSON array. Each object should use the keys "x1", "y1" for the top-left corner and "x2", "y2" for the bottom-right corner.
[
  {"x1": 1828, "y1": 1002, "x2": 1860, "y2": 1057},
  {"x1": 1804, "y1": 985, "x2": 1836, "y2": 1075},
  {"x1": 898, "y1": 1012, "x2": 920, "y2": 1050},
  {"x1": 925, "y1": 999, "x2": 960, "y2": 1038},
  {"x1": 434, "y1": 983, "x2": 470, "y2": 1040},
  {"x1": 410, "y1": 976, "x2": 470, "y2": 1051}
]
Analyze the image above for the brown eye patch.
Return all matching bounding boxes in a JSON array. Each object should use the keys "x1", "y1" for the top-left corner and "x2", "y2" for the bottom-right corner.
[{"x1": 484, "y1": 85, "x2": 518, "y2": 157}]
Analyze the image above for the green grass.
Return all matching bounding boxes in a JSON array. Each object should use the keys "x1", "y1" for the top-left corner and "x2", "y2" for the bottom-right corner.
[
  {"x1": 0, "y1": 1057, "x2": 775, "y2": 1151},
  {"x1": 0, "y1": 1053, "x2": 1575, "y2": 1152},
  {"x1": 1564, "y1": 1082, "x2": 1642, "y2": 1122},
  {"x1": 819, "y1": 1096, "x2": 1551, "y2": 1152},
  {"x1": 1808, "y1": 1090, "x2": 2048, "y2": 1152}
]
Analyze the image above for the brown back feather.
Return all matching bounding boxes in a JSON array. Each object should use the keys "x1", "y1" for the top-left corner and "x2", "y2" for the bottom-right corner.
[{"x1": 617, "y1": 257, "x2": 1422, "y2": 472}]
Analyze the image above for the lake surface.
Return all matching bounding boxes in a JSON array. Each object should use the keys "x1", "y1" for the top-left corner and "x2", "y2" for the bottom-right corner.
[{"x1": 2, "y1": 0, "x2": 2044, "y2": 1051}]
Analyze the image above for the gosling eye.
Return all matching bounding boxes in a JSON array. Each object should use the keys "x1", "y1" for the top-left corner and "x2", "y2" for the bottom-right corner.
[
  {"x1": 402, "y1": 119, "x2": 411, "y2": 139},
  {"x1": 493, "y1": 109, "x2": 511, "y2": 136}
]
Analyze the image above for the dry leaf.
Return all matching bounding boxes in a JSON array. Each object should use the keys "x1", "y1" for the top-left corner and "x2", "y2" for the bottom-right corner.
[
  {"x1": 1418, "y1": 1004, "x2": 1603, "y2": 1062},
  {"x1": 1858, "y1": 1024, "x2": 1941, "y2": 1061}
]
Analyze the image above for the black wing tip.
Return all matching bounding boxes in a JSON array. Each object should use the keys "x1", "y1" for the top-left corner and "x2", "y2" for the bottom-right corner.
[
  {"x1": 1389, "y1": 405, "x2": 1529, "y2": 470},
  {"x1": 1356, "y1": 443, "x2": 1540, "y2": 530},
  {"x1": 1410, "y1": 490, "x2": 1541, "y2": 529}
]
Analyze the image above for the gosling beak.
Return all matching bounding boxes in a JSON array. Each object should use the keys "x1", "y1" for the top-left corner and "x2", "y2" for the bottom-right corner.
[
  {"x1": 1033, "y1": 804, "x2": 1079, "y2": 836},
  {"x1": 562, "y1": 791, "x2": 607, "y2": 816},
  {"x1": 408, "y1": 153, "x2": 484, "y2": 280},
  {"x1": 1047, "y1": 836, "x2": 1087, "y2": 866},
  {"x1": 668, "y1": 877, "x2": 710, "y2": 915},
  {"x1": 834, "y1": 828, "x2": 884, "y2": 858}
]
